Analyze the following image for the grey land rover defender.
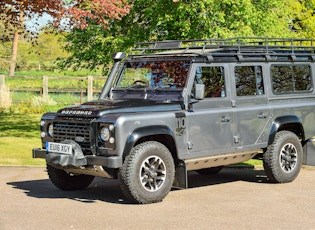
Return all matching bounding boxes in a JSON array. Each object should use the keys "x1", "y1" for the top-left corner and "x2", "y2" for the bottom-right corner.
[{"x1": 33, "y1": 37, "x2": 315, "y2": 204}]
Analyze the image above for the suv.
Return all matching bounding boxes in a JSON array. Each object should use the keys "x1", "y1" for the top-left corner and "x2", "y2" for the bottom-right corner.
[{"x1": 33, "y1": 37, "x2": 315, "y2": 204}]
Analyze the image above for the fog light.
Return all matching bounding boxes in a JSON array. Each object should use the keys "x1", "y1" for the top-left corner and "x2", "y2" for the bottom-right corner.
[{"x1": 109, "y1": 137, "x2": 115, "y2": 144}]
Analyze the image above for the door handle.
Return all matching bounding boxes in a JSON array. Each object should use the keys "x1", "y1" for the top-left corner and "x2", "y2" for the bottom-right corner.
[
  {"x1": 258, "y1": 113, "x2": 267, "y2": 119},
  {"x1": 221, "y1": 116, "x2": 231, "y2": 122}
]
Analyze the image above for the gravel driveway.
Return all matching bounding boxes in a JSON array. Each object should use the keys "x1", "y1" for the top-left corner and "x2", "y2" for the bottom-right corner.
[{"x1": 1, "y1": 166, "x2": 315, "y2": 230}]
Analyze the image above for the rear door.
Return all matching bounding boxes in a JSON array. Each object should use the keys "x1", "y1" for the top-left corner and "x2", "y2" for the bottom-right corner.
[{"x1": 232, "y1": 64, "x2": 271, "y2": 150}]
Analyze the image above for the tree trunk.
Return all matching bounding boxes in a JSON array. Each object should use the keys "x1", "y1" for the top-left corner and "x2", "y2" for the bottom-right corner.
[
  {"x1": 8, "y1": 10, "x2": 24, "y2": 77},
  {"x1": 8, "y1": 30, "x2": 19, "y2": 77}
]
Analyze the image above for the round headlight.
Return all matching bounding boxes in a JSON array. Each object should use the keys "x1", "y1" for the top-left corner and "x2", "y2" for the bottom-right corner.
[
  {"x1": 48, "y1": 124, "x2": 54, "y2": 137},
  {"x1": 100, "y1": 127, "x2": 110, "y2": 142}
]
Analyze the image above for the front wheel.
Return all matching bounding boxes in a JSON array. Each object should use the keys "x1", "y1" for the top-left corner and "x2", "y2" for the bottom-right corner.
[
  {"x1": 263, "y1": 131, "x2": 303, "y2": 183},
  {"x1": 47, "y1": 165, "x2": 94, "y2": 190},
  {"x1": 119, "y1": 141, "x2": 175, "y2": 204}
]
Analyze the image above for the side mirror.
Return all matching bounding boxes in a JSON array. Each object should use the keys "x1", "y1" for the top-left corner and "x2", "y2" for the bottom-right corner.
[{"x1": 195, "y1": 83, "x2": 205, "y2": 100}]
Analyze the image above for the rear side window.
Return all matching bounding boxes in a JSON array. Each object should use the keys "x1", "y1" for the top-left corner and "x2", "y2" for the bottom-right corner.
[
  {"x1": 271, "y1": 65, "x2": 313, "y2": 94},
  {"x1": 235, "y1": 66, "x2": 264, "y2": 96}
]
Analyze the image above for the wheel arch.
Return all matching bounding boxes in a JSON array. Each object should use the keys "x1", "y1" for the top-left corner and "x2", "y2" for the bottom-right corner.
[
  {"x1": 268, "y1": 115, "x2": 305, "y2": 145},
  {"x1": 123, "y1": 125, "x2": 178, "y2": 160}
]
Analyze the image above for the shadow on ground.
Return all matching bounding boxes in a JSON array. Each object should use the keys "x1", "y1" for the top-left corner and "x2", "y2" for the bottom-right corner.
[
  {"x1": 7, "y1": 167, "x2": 268, "y2": 205},
  {"x1": 0, "y1": 114, "x2": 40, "y2": 138}
]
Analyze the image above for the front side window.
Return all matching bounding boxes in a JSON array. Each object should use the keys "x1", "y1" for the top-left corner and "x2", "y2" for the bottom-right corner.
[
  {"x1": 116, "y1": 59, "x2": 190, "y2": 89},
  {"x1": 235, "y1": 66, "x2": 264, "y2": 96},
  {"x1": 271, "y1": 65, "x2": 312, "y2": 94},
  {"x1": 194, "y1": 66, "x2": 225, "y2": 98}
]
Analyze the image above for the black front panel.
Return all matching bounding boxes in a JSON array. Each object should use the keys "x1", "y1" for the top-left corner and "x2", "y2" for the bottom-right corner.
[{"x1": 53, "y1": 118, "x2": 92, "y2": 151}]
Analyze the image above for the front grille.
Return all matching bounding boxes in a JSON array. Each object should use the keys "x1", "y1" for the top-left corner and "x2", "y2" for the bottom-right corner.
[{"x1": 53, "y1": 120, "x2": 91, "y2": 150}]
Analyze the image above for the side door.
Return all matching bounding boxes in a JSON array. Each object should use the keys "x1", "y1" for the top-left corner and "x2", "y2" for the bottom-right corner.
[
  {"x1": 185, "y1": 64, "x2": 235, "y2": 158},
  {"x1": 232, "y1": 64, "x2": 271, "y2": 150}
]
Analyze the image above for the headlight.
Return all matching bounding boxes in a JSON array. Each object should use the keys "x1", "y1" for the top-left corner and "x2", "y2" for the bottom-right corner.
[
  {"x1": 99, "y1": 127, "x2": 110, "y2": 142},
  {"x1": 48, "y1": 123, "x2": 54, "y2": 137}
]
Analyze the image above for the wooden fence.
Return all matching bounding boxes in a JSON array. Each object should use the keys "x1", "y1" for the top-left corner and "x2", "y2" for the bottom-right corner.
[{"x1": 0, "y1": 75, "x2": 104, "y2": 104}]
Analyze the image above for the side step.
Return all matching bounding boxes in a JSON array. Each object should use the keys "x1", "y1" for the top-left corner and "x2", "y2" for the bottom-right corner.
[
  {"x1": 185, "y1": 150, "x2": 259, "y2": 171},
  {"x1": 173, "y1": 150, "x2": 259, "y2": 189}
]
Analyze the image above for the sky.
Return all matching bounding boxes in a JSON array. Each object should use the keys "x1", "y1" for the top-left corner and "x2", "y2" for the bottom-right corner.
[{"x1": 25, "y1": 13, "x2": 53, "y2": 32}]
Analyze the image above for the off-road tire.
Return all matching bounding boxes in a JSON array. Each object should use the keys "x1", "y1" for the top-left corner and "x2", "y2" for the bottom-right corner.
[
  {"x1": 119, "y1": 141, "x2": 175, "y2": 204},
  {"x1": 263, "y1": 131, "x2": 303, "y2": 183},
  {"x1": 196, "y1": 166, "x2": 223, "y2": 175},
  {"x1": 47, "y1": 164, "x2": 94, "y2": 190}
]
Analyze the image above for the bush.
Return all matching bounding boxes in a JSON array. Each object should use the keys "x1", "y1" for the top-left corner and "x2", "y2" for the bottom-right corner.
[{"x1": 31, "y1": 95, "x2": 57, "y2": 107}]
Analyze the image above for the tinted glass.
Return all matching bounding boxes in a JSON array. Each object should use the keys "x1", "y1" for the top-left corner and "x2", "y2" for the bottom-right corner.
[
  {"x1": 271, "y1": 65, "x2": 312, "y2": 94},
  {"x1": 195, "y1": 66, "x2": 225, "y2": 98},
  {"x1": 116, "y1": 60, "x2": 190, "y2": 89},
  {"x1": 235, "y1": 66, "x2": 264, "y2": 96}
]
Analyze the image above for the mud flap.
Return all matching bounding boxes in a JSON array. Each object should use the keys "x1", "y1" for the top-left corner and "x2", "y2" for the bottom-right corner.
[
  {"x1": 303, "y1": 139, "x2": 315, "y2": 166},
  {"x1": 46, "y1": 140, "x2": 87, "y2": 167},
  {"x1": 172, "y1": 160, "x2": 188, "y2": 189}
]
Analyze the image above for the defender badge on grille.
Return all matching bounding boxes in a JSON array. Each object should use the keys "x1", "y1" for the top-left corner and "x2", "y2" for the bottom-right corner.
[
  {"x1": 61, "y1": 110, "x2": 93, "y2": 115},
  {"x1": 75, "y1": 136, "x2": 85, "y2": 142}
]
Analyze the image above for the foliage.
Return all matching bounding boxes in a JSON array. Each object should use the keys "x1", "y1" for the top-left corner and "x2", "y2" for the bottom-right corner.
[
  {"x1": 2, "y1": 74, "x2": 104, "y2": 114},
  {"x1": 56, "y1": 0, "x2": 130, "y2": 30},
  {"x1": 0, "y1": 0, "x2": 130, "y2": 34},
  {"x1": 290, "y1": 0, "x2": 315, "y2": 37},
  {"x1": 60, "y1": 0, "x2": 298, "y2": 72},
  {"x1": 25, "y1": 29, "x2": 69, "y2": 71},
  {"x1": 0, "y1": 31, "x2": 68, "y2": 72},
  {"x1": 0, "y1": 0, "x2": 130, "y2": 76}
]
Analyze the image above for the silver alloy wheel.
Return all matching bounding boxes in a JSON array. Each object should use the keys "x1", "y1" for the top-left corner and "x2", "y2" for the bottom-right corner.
[
  {"x1": 139, "y1": 155, "x2": 166, "y2": 192},
  {"x1": 279, "y1": 143, "x2": 298, "y2": 173}
]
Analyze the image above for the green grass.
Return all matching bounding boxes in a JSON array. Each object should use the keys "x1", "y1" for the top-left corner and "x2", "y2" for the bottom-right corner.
[
  {"x1": 1, "y1": 69, "x2": 103, "y2": 77},
  {"x1": 0, "y1": 113, "x2": 45, "y2": 166}
]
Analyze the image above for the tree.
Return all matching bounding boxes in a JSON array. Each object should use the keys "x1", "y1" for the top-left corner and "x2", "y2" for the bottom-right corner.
[
  {"x1": 0, "y1": 0, "x2": 130, "y2": 76},
  {"x1": 56, "y1": 0, "x2": 130, "y2": 30},
  {"x1": 289, "y1": 0, "x2": 315, "y2": 37},
  {"x1": 60, "y1": 0, "x2": 298, "y2": 73}
]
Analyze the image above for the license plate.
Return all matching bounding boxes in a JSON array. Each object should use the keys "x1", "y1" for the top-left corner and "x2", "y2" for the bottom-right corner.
[{"x1": 46, "y1": 142, "x2": 72, "y2": 155}]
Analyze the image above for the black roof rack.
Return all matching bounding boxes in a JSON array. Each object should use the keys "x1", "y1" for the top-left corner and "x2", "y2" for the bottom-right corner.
[{"x1": 131, "y1": 37, "x2": 315, "y2": 56}]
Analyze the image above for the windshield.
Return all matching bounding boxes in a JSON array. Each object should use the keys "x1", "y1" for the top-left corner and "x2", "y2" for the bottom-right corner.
[{"x1": 115, "y1": 59, "x2": 191, "y2": 89}]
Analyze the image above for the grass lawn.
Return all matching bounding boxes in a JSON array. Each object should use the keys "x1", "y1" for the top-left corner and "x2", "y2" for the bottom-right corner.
[
  {"x1": 0, "y1": 114, "x2": 45, "y2": 166},
  {"x1": 0, "y1": 113, "x2": 262, "y2": 167}
]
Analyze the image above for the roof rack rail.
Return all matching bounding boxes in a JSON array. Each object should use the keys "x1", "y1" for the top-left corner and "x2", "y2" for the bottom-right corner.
[{"x1": 131, "y1": 37, "x2": 315, "y2": 56}]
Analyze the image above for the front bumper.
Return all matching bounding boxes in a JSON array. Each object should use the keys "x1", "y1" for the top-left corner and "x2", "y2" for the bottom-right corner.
[{"x1": 32, "y1": 148, "x2": 122, "y2": 168}]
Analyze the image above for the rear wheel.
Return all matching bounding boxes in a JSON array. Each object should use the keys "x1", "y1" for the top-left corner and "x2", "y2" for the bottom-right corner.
[
  {"x1": 47, "y1": 165, "x2": 94, "y2": 190},
  {"x1": 263, "y1": 131, "x2": 303, "y2": 183},
  {"x1": 119, "y1": 141, "x2": 175, "y2": 204}
]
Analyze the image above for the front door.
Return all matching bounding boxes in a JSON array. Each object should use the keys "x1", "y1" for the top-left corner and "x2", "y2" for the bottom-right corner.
[{"x1": 186, "y1": 64, "x2": 235, "y2": 158}]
